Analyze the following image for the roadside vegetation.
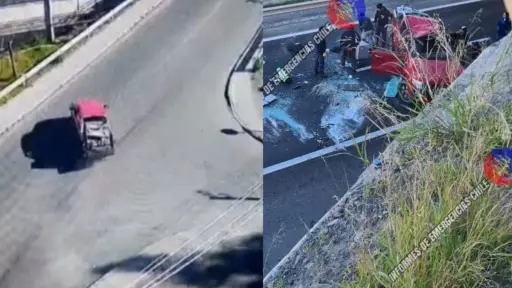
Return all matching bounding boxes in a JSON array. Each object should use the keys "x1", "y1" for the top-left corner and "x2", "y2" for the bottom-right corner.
[
  {"x1": 0, "y1": 42, "x2": 60, "y2": 87},
  {"x1": 344, "y1": 88, "x2": 512, "y2": 288},
  {"x1": 340, "y1": 13, "x2": 512, "y2": 288},
  {"x1": 0, "y1": 40, "x2": 61, "y2": 105}
]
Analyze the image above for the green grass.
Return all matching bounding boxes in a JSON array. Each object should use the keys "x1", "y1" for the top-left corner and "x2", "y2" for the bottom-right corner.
[
  {"x1": 0, "y1": 44, "x2": 60, "y2": 86},
  {"x1": 0, "y1": 43, "x2": 61, "y2": 106}
]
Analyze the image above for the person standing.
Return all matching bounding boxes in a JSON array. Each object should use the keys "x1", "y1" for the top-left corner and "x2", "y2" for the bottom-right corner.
[
  {"x1": 374, "y1": 3, "x2": 392, "y2": 48},
  {"x1": 339, "y1": 23, "x2": 361, "y2": 72},
  {"x1": 358, "y1": 13, "x2": 374, "y2": 48},
  {"x1": 314, "y1": 26, "x2": 327, "y2": 76},
  {"x1": 497, "y1": 11, "x2": 512, "y2": 41}
]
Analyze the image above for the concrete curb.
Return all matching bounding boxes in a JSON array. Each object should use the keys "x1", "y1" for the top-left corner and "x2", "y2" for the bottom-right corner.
[
  {"x1": 0, "y1": 0, "x2": 172, "y2": 140},
  {"x1": 245, "y1": 43, "x2": 263, "y2": 71},
  {"x1": 225, "y1": 24, "x2": 264, "y2": 144},
  {"x1": 229, "y1": 72, "x2": 263, "y2": 133}
]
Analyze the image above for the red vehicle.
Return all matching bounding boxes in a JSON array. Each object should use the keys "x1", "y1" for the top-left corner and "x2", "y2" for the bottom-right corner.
[
  {"x1": 370, "y1": 6, "x2": 465, "y2": 103},
  {"x1": 69, "y1": 99, "x2": 115, "y2": 158}
]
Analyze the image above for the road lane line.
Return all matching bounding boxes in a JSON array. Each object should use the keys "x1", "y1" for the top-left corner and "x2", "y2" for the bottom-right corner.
[
  {"x1": 263, "y1": 29, "x2": 318, "y2": 42},
  {"x1": 356, "y1": 66, "x2": 370, "y2": 72},
  {"x1": 263, "y1": 0, "x2": 484, "y2": 42},
  {"x1": 263, "y1": 122, "x2": 407, "y2": 175},
  {"x1": 420, "y1": 0, "x2": 483, "y2": 12}
]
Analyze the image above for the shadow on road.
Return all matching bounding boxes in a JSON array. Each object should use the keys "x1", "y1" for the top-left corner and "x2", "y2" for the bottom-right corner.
[
  {"x1": 20, "y1": 117, "x2": 86, "y2": 174},
  {"x1": 220, "y1": 128, "x2": 245, "y2": 136},
  {"x1": 196, "y1": 189, "x2": 261, "y2": 201},
  {"x1": 91, "y1": 233, "x2": 263, "y2": 288}
]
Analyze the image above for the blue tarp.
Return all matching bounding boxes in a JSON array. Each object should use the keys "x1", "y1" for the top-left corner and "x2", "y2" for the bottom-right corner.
[{"x1": 384, "y1": 76, "x2": 402, "y2": 98}]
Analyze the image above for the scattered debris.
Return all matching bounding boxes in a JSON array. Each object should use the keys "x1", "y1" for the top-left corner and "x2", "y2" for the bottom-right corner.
[
  {"x1": 384, "y1": 76, "x2": 402, "y2": 98},
  {"x1": 264, "y1": 94, "x2": 277, "y2": 106}
]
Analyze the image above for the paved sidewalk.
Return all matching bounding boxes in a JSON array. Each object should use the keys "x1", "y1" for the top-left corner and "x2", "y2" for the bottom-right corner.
[{"x1": 229, "y1": 71, "x2": 263, "y2": 134}]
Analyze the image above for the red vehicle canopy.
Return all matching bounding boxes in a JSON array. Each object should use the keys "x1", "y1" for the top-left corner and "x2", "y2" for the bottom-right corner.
[
  {"x1": 402, "y1": 15, "x2": 442, "y2": 39},
  {"x1": 407, "y1": 57, "x2": 464, "y2": 86},
  {"x1": 76, "y1": 99, "x2": 107, "y2": 119}
]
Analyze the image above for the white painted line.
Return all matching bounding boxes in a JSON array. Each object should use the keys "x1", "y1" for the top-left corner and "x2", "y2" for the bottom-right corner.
[
  {"x1": 263, "y1": 28, "x2": 318, "y2": 42},
  {"x1": 468, "y1": 37, "x2": 491, "y2": 45},
  {"x1": 264, "y1": 94, "x2": 277, "y2": 106},
  {"x1": 263, "y1": 122, "x2": 407, "y2": 175},
  {"x1": 420, "y1": 0, "x2": 482, "y2": 12},
  {"x1": 356, "y1": 65, "x2": 370, "y2": 72},
  {"x1": 263, "y1": 0, "x2": 483, "y2": 42}
]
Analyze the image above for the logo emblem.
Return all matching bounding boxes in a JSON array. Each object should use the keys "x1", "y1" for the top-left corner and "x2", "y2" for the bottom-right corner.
[
  {"x1": 484, "y1": 147, "x2": 512, "y2": 186},
  {"x1": 327, "y1": 0, "x2": 366, "y2": 29}
]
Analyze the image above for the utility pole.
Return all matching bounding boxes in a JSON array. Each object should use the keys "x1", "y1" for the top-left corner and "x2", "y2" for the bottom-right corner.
[
  {"x1": 43, "y1": 0, "x2": 55, "y2": 43},
  {"x1": 8, "y1": 40, "x2": 18, "y2": 79}
]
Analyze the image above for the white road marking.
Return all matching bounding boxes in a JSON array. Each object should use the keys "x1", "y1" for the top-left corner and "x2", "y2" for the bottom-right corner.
[
  {"x1": 264, "y1": 29, "x2": 318, "y2": 42},
  {"x1": 356, "y1": 66, "x2": 370, "y2": 72},
  {"x1": 263, "y1": 0, "x2": 483, "y2": 42},
  {"x1": 263, "y1": 122, "x2": 407, "y2": 175},
  {"x1": 420, "y1": 0, "x2": 483, "y2": 12},
  {"x1": 264, "y1": 94, "x2": 277, "y2": 106},
  {"x1": 468, "y1": 37, "x2": 491, "y2": 45}
]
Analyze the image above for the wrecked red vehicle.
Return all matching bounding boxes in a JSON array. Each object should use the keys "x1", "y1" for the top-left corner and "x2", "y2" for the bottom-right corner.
[
  {"x1": 69, "y1": 99, "x2": 115, "y2": 158},
  {"x1": 370, "y1": 6, "x2": 465, "y2": 103}
]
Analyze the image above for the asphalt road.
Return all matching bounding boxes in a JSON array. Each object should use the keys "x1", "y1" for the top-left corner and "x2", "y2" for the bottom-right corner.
[
  {"x1": 262, "y1": 0, "x2": 506, "y2": 276},
  {"x1": 0, "y1": 0, "x2": 262, "y2": 287},
  {"x1": 263, "y1": 135, "x2": 391, "y2": 275},
  {"x1": 263, "y1": 0, "x2": 504, "y2": 167}
]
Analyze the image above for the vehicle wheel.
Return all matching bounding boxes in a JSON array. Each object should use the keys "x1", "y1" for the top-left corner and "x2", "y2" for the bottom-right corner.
[{"x1": 398, "y1": 83, "x2": 413, "y2": 104}]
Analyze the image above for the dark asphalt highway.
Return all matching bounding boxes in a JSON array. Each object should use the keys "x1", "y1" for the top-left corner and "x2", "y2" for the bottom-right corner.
[
  {"x1": 263, "y1": 0, "x2": 506, "y2": 277},
  {"x1": 0, "y1": 0, "x2": 262, "y2": 287},
  {"x1": 263, "y1": 135, "x2": 391, "y2": 275}
]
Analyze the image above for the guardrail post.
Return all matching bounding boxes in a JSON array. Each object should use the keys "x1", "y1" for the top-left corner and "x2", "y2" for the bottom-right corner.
[
  {"x1": 44, "y1": 0, "x2": 55, "y2": 43},
  {"x1": 7, "y1": 40, "x2": 18, "y2": 79}
]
